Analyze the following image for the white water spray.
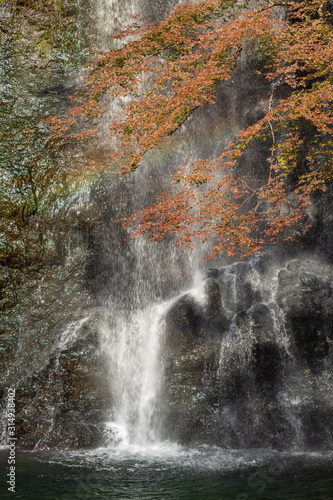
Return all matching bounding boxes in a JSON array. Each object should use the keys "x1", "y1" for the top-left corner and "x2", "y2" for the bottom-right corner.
[{"x1": 100, "y1": 299, "x2": 174, "y2": 445}]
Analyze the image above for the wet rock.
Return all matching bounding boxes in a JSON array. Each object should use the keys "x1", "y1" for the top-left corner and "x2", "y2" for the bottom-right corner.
[
  {"x1": 288, "y1": 314, "x2": 329, "y2": 369},
  {"x1": 0, "y1": 337, "x2": 15, "y2": 358},
  {"x1": 234, "y1": 303, "x2": 275, "y2": 344},
  {"x1": 13, "y1": 319, "x2": 110, "y2": 450},
  {"x1": 235, "y1": 310, "x2": 248, "y2": 329},
  {"x1": 36, "y1": 38, "x2": 53, "y2": 67},
  {"x1": 202, "y1": 279, "x2": 229, "y2": 337},
  {"x1": 251, "y1": 303, "x2": 275, "y2": 344},
  {"x1": 48, "y1": 414, "x2": 101, "y2": 449},
  {"x1": 275, "y1": 261, "x2": 331, "y2": 370},
  {"x1": 252, "y1": 342, "x2": 281, "y2": 389},
  {"x1": 218, "y1": 262, "x2": 261, "y2": 314},
  {"x1": 205, "y1": 268, "x2": 219, "y2": 279},
  {"x1": 165, "y1": 294, "x2": 203, "y2": 349},
  {"x1": 219, "y1": 368, "x2": 252, "y2": 403},
  {"x1": 301, "y1": 405, "x2": 333, "y2": 451},
  {"x1": 59, "y1": 337, "x2": 110, "y2": 408},
  {"x1": 162, "y1": 255, "x2": 333, "y2": 450},
  {"x1": 163, "y1": 341, "x2": 220, "y2": 445},
  {"x1": 204, "y1": 279, "x2": 222, "y2": 318},
  {"x1": 276, "y1": 266, "x2": 331, "y2": 316},
  {"x1": 0, "y1": 266, "x2": 20, "y2": 312}
]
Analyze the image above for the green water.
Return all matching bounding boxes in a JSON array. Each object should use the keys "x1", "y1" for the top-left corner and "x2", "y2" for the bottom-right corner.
[{"x1": 0, "y1": 445, "x2": 332, "y2": 499}]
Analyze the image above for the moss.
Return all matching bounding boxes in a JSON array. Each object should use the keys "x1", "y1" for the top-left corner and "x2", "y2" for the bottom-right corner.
[{"x1": 37, "y1": 38, "x2": 53, "y2": 60}]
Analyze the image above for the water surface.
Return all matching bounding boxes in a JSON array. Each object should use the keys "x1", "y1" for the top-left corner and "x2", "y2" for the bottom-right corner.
[{"x1": 0, "y1": 444, "x2": 332, "y2": 499}]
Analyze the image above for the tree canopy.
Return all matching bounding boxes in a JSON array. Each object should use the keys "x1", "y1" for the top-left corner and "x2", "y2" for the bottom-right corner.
[{"x1": 48, "y1": 0, "x2": 333, "y2": 258}]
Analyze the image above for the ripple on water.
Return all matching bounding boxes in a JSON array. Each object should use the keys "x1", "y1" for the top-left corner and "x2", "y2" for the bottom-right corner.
[
  {"x1": 30, "y1": 443, "x2": 333, "y2": 472},
  {"x1": 1, "y1": 445, "x2": 333, "y2": 500}
]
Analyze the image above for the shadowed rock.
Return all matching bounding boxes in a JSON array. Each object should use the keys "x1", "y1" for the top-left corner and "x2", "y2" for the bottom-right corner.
[{"x1": 165, "y1": 294, "x2": 203, "y2": 349}]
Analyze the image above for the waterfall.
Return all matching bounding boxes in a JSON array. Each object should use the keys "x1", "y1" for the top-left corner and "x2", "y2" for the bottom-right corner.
[
  {"x1": 84, "y1": 0, "x2": 276, "y2": 449},
  {"x1": 91, "y1": 0, "x2": 183, "y2": 50},
  {"x1": 100, "y1": 301, "x2": 167, "y2": 445},
  {"x1": 31, "y1": 0, "x2": 333, "y2": 451},
  {"x1": 71, "y1": 126, "x2": 205, "y2": 449},
  {"x1": 86, "y1": 0, "x2": 208, "y2": 448},
  {"x1": 2, "y1": 0, "x2": 332, "y2": 459}
]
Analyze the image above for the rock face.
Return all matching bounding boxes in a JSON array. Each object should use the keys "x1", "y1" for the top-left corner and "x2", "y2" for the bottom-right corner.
[
  {"x1": 0, "y1": 0, "x2": 106, "y2": 450},
  {"x1": 2, "y1": 245, "x2": 332, "y2": 451},
  {"x1": 13, "y1": 313, "x2": 111, "y2": 449},
  {"x1": 163, "y1": 289, "x2": 222, "y2": 445},
  {"x1": 276, "y1": 261, "x2": 332, "y2": 370},
  {"x1": 162, "y1": 255, "x2": 333, "y2": 450}
]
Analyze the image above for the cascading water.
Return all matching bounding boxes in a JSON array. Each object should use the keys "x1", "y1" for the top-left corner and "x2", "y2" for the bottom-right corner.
[
  {"x1": 161, "y1": 252, "x2": 333, "y2": 450},
  {"x1": 3, "y1": 0, "x2": 330, "y2": 454},
  {"x1": 91, "y1": 0, "x2": 184, "y2": 53},
  {"x1": 100, "y1": 299, "x2": 169, "y2": 445},
  {"x1": 82, "y1": 0, "x2": 333, "y2": 452},
  {"x1": 85, "y1": 0, "x2": 210, "y2": 448}
]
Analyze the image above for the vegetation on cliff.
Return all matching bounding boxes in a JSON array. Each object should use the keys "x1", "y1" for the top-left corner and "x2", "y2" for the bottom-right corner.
[
  {"x1": 47, "y1": 0, "x2": 333, "y2": 258},
  {"x1": 0, "y1": 0, "x2": 88, "y2": 270},
  {"x1": 0, "y1": 0, "x2": 94, "y2": 393}
]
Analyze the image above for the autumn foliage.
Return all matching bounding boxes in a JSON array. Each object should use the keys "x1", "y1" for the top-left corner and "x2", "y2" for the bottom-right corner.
[{"x1": 48, "y1": 0, "x2": 333, "y2": 258}]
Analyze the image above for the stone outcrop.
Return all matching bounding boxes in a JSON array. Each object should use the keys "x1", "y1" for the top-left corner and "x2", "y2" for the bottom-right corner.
[
  {"x1": 162, "y1": 256, "x2": 333, "y2": 450},
  {"x1": 13, "y1": 313, "x2": 110, "y2": 449}
]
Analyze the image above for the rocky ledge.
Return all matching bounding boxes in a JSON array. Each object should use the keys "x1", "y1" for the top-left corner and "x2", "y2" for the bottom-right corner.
[{"x1": 162, "y1": 255, "x2": 333, "y2": 450}]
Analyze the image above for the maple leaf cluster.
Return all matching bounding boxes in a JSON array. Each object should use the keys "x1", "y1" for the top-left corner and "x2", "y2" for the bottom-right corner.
[{"x1": 47, "y1": 0, "x2": 333, "y2": 258}]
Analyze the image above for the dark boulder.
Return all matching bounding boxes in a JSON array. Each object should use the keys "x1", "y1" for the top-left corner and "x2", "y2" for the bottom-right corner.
[
  {"x1": 276, "y1": 266, "x2": 331, "y2": 317},
  {"x1": 252, "y1": 342, "x2": 281, "y2": 390},
  {"x1": 204, "y1": 278, "x2": 222, "y2": 318},
  {"x1": 14, "y1": 315, "x2": 110, "y2": 449},
  {"x1": 288, "y1": 314, "x2": 329, "y2": 370},
  {"x1": 203, "y1": 279, "x2": 229, "y2": 336},
  {"x1": 165, "y1": 294, "x2": 203, "y2": 349},
  {"x1": 275, "y1": 261, "x2": 331, "y2": 370}
]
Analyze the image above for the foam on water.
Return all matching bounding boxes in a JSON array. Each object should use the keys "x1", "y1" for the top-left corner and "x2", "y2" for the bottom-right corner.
[{"x1": 27, "y1": 445, "x2": 333, "y2": 475}]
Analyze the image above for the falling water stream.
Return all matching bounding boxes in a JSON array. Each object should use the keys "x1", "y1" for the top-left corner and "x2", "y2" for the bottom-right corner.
[
  {"x1": 87, "y1": 0, "x2": 207, "y2": 449},
  {"x1": 100, "y1": 299, "x2": 171, "y2": 446}
]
